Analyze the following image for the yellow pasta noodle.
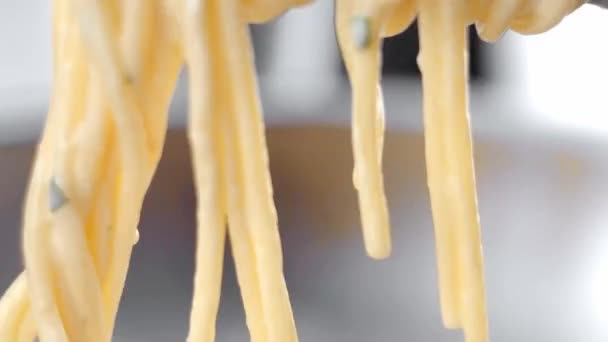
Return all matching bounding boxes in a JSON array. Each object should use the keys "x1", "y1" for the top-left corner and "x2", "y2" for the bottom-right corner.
[
  {"x1": 0, "y1": 0, "x2": 588, "y2": 341},
  {"x1": 418, "y1": 1, "x2": 488, "y2": 339},
  {"x1": 180, "y1": 2, "x2": 227, "y2": 341},
  {"x1": 336, "y1": 0, "x2": 392, "y2": 259}
]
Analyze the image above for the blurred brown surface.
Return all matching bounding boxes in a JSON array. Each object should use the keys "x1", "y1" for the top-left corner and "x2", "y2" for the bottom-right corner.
[{"x1": 1, "y1": 126, "x2": 608, "y2": 341}]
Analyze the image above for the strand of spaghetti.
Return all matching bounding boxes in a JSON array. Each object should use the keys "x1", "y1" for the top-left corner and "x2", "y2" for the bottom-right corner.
[
  {"x1": 87, "y1": 162, "x2": 115, "y2": 283},
  {"x1": 72, "y1": 77, "x2": 114, "y2": 279},
  {"x1": 71, "y1": 0, "x2": 150, "y2": 330},
  {"x1": 221, "y1": 104, "x2": 269, "y2": 342},
  {"x1": 114, "y1": 0, "x2": 157, "y2": 251},
  {"x1": 22, "y1": 1, "x2": 91, "y2": 336},
  {"x1": 132, "y1": 2, "x2": 184, "y2": 173},
  {"x1": 71, "y1": 78, "x2": 109, "y2": 215},
  {"x1": 121, "y1": 0, "x2": 160, "y2": 157},
  {"x1": 416, "y1": 1, "x2": 463, "y2": 330},
  {"x1": 182, "y1": 1, "x2": 228, "y2": 341},
  {"x1": 120, "y1": 0, "x2": 152, "y2": 78},
  {"x1": 23, "y1": 209, "x2": 67, "y2": 342},
  {"x1": 419, "y1": 1, "x2": 488, "y2": 341},
  {"x1": 215, "y1": 0, "x2": 297, "y2": 340},
  {"x1": 30, "y1": 64, "x2": 100, "y2": 342},
  {"x1": 0, "y1": 275, "x2": 29, "y2": 341},
  {"x1": 336, "y1": 0, "x2": 391, "y2": 259},
  {"x1": 213, "y1": 6, "x2": 268, "y2": 337},
  {"x1": 12, "y1": 14, "x2": 71, "y2": 294}
]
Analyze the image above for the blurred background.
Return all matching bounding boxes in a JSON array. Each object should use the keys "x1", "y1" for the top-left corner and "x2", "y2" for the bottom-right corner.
[{"x1": 1, "y1": 1, "x2": 608, "y2": 341}]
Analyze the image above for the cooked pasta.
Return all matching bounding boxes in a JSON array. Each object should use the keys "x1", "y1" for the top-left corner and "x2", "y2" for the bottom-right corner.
[{"x1": 0, "y1": 0, "x2": 586, "y2": 341}]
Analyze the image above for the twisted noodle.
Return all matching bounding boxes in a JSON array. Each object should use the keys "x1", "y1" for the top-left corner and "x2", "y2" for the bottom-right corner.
[
  {"x1": 0, "y1": 0, "x2": 585, "y2": 341},
  {"x1": 0, "y1": 0, "x2": 182, "y2": 340}
]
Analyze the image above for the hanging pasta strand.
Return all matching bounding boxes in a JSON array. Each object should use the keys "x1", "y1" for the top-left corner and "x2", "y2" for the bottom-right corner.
[
  {"x1": 180, "y1": 1, "x2": 229, "y2": 341},
  {"x1": 215, "y1": 0, "x2": 297, "y2": 340},
  {"x1": 335, "y1": 0, "x2": 418, "y2": 259},
  {"x1": 418, "y1": 0, "x2": 488, "y2": 341},
  {"x1": 335, "y1": 0, "x2": 391, "y2": 260},
  {"x1": 208, "y1": 1, "x2": 269, "y2": 340},
  {"x1": 220, "y1": 81, "x2": 269, "y2": 342}
]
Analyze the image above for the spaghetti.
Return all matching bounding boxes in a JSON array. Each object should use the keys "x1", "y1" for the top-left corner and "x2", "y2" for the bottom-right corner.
[{"x1": 0, "y1": 0, "x2": 586, "y2": 341}]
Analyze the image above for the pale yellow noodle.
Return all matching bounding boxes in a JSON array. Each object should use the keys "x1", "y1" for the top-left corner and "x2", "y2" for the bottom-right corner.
[
  {"x1": 24, "y1": 6, "x2": 93, "y2": 340},
  {"x1": 22, "y1": 4, "x2": 90, "y2": 337},
  {"x1": 23, "y1": 212, "x2": 68, "y2": 342},
  {"x1": 203, "y1": 11, "x2": 269, "y2": 340},
  {"x1": 336, "y1": 0, "x2": 392, "y2": 259},
  {"x1": 220, "y1": 80, "x2": 269, "y2": 342},
  {"x1": 215, "y1": 0, "x2": 297, "y2": 340},
  {"x1": 0, "y1": 275, "x2": 29, "y2": 341},
  {"x1": 415, "y1": 12, "x2": 465, "y2": 330},
  {"x1": 120, "y1": 0, "x2": 153, "y2": 79},
  {"x1": 418, "y1": 1, "x2": 488, "y2": 341},
  {"x1": 72, "y1": 80, "x2": 115, "y2": 278},
  {"x1": 72, "y1": 2, "x2": 154, "y2": 331},
  {"x1": 88, "y1": 169, "x2": 116, "y2": 281},
  {"x1": 181, "y1": 1, "x2": 228, "y2": 341},
  {"x1": 208, "y1": 2, "x2": 269, "y2": 340}
]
